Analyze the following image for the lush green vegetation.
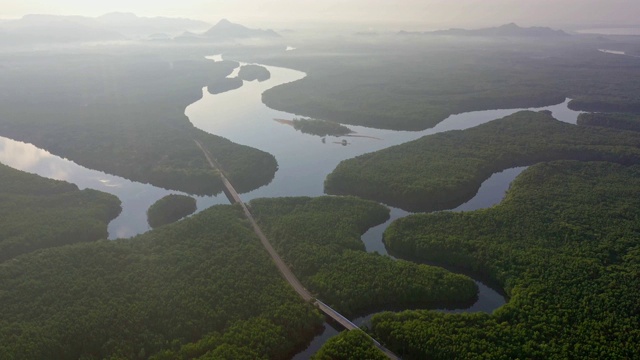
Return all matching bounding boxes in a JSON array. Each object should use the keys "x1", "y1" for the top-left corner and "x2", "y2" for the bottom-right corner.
[
  {"x1": 326, "y1": 111, "x2": 640, "y2": 211},
  {"x1": 0, "y1": 163, "x2": 121, "y2": 262},
  {"x1": 569, "y1": 97, "x2": 640, "y2": 113},
  {"x1": 312, "y1": 330, "x2": 387, "y2": 360},
  {"x1": 208, "y1": 77, "x2": 243, "y2": 95},
  {"x1": 0, "y1": 48, "x2": 276, "y2": 195},
  {"x1": 241, "y1": 36, "x2": 640, "y2": 130},
  {"x1": 371, "y1": 161, "x2": 640, "y2": 359},
  {"x1": 291, "y1": 118, "x2": 352, "y2": 137},
  {"x1": 147, "y1": 194, "x2": 197, "y2": 228},
  {"x1": 249, "y1": 196, "x2": 477, "y2": 317},
  {"x1": 0, "y1": 205, "x2": 323, "y2": 359},
  {"x1": 238, "y1": 64, "x2": 271, "y2": 82},
  {"x1": 578, "y1": 112, "x2": 640, "y2": 132}
]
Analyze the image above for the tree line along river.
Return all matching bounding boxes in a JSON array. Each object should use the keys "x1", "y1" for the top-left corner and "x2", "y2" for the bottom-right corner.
[{"x1": 0, "y1": 52, "x2": 583, "y2": 358}]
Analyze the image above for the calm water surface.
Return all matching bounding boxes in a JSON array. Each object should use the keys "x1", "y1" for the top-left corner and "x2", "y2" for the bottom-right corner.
[
  {"x1": 0, "y1": 55, "x2": 582, "y2": 237},
  {"x1": 0, "y1": 53, "x2": 583, "y2": 357},
  {"x1": 598, "y1": 48, "x2": 640, "y2": 58},
  {"x1": 187, "y1": 56, "x2": 580, "y2": 203},
  {"x1": 0, "y1": 137, "x2": 226, "y2": 239},
  {"x1": 188, "y1": 56, "x2": 582, "y2": 358}
]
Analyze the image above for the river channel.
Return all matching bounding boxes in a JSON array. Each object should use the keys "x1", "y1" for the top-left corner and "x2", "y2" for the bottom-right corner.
[
  {"x1": 188, "y1": 55, "x2": 582, "y2": 357},
  {"x1": 0, "y1": 53, "x2": 582, "y2": 358}
]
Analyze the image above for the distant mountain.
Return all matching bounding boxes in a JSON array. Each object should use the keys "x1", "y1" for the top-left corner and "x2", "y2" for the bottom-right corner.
[
  {"x1": 174, "y1": 30, "x2": 202, "y2": 43},
  {"x1": 96, "y1": 12, "x2": 210, "y2": 38},
  {"x1": 401, "y1": 23, "x2": 569, "y2": 38},
  {"x1": 0, "y1": 13, "x2": 211, "y2": 44},
  {"x1": 6, "y1": 14, "x2": 96, "y2": 28},
  {"x1": 179, "y1": 31, "x2": 199, "y2": 38},
  {"x1": 201, "y1": 19, "x2": 280, "y2": 40},
  {"x1": 148, "y1": 33, "x2": 172, "y2": 41},
  {"x1": 0, "y1": 16, "x2": 125, "y2": 45}
]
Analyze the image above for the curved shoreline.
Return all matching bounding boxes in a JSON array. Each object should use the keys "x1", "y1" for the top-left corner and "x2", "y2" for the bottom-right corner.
[
  {"x1": 0, "y1": 136, "x2": 227, "y2": 239},
  {"x1": 0, "y1": 52, "x2": 584, "y2": 358},
  {"x1": 187, "y1": 55, "x2": 585, "y2": 358}
]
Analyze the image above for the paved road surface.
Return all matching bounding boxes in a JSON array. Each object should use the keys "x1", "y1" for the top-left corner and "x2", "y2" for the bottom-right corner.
[{"x1": 195, "y1": 140, "x2": 400, "y2": 359}]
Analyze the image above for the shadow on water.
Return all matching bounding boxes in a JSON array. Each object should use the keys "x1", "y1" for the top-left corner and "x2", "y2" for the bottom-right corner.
[{"x1": 291, "y1": 322, "x2": 341, "y2": 360}]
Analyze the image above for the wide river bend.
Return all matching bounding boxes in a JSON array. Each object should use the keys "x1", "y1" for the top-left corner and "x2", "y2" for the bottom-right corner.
[{"x1": 0, "y1": 53, "x2": 583, "y2": 358}]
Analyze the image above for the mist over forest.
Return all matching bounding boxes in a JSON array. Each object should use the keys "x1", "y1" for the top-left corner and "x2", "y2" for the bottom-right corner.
[{"x1": 0, "y1": 2, "x2": 639, "y2": 359}]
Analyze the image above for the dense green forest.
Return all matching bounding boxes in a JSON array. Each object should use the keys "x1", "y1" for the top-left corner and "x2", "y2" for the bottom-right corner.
[
  {"x1": 238, "y1": 64, "x2": 271, "y2": 82},
  {"x1": 147, "y1": 194, "x2": 197, "y2": 228},
  {"x1": 578, "y1": 112, "x2": 640, "y2": 132},
  {"x1": 370, "y1": 161, "x2": 640, "y2": 359},
  {"x1": 291, "y1": 118, "x2": 352, "y2": 137},
  {"x1": 0, "y1": 205, "x2": 323, "y2": 359},
  {"x1": 326, "y1": 111, "x2": 640, "y2": 211},
  {"x1": 0, "y1": 163, "x2": 120, "y2": 262},
  {"x1": 207, "y1": 77, "x2": 243, "y2": 95},
  {"x1": 4, "y1": 33, "x2": 640, "y2": 360},
  {"x1": 0, "y1": 48, "x2": 276, "y2": 195},
  {"x1": 236, "y1": 36, "x2": 640, "y2": 130},
  {"x1": 249, "y1": 196, "x2": 477, "y2": 317},
  {"x1": 568, "y1": 97, "x2": 640, "y2": 113},
  {"x1": 312, "y1": 330, "x2": 387, "y2": 360}
]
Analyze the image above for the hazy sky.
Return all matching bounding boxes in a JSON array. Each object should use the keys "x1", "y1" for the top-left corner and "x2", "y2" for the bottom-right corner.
[{"x1": 2, "y1": 0, "x2": 639, "y2": 29}]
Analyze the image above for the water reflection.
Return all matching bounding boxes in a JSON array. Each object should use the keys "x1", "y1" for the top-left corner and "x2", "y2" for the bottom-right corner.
[
  {"x1": 0, "y1": 53, "x2": 585, "y2": 357},
  {"x1": 291, "y1": 323, "x2": 340, "y2": 360},
  {"x1": 188, "y1": 57, "x2": 581, "y2": 205},
  {"x1": 0, "y1": 137, "x2": 226, "y2": 239},
  {"x1": 598, "y1": 49, "x2": 640, "y2": 58},
  {"x1": 0, "y1": 139, "x2": 53, "y2": 170}
]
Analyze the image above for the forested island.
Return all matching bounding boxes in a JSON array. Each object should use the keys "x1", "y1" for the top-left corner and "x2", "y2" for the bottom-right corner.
[
  {"x1": 275, "y1": 118, "x2": 353, "y2": 137},
  {"x1": 373, "y1": 161, "x2": 640, "y2": 359},
  {"x1": 238, "y1": 64, "x2": 271, "y2": 82},
  {"x1": 325, "y1": 111, "x2": 640, "y2": 211},
  {"x1": 147, "y1": 194, "x2": 197, "y2": 228},
  {"x1": 291, "y1": 118, "x2": 353, "y2": 137},
  {"x1": 0, "y1": 163, "x2": 121, "y2": 262}
]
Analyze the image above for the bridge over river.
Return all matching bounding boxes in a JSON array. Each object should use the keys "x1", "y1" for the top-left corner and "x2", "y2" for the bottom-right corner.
[{"x1": 195, "y1": 140, "x2": 400, "y2": 360}]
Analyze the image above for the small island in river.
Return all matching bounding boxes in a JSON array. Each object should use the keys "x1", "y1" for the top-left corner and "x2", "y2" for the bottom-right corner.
[
  {"x1": 208, "y1": 77, "x2": 243, "y2": 95},
  {"x1": 238, "y1": 64, "x2": 271, "y2": 82},
  {"x1": 147, "y1": 194, "x2": 197, "y2": 228},
  {"x1": 275, "y1": 117, "x2": 353, "y2": 137}
]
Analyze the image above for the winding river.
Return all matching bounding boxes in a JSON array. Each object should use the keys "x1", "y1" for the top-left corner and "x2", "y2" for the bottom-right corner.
[
  {"x1": 0, "y1": 137, "x2": 227, "y2": 239},
  {"x1": 0, "y1": 52, "x2": 582, "y2": 358},
  {"x1": 187, "y1": 55, "x2": 581, "y2": 357}
]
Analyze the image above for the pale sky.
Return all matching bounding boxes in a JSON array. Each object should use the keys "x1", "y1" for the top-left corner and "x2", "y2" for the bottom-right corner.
[{"x1": 1, "y1": 0, "x2": 639, "y2": 29}]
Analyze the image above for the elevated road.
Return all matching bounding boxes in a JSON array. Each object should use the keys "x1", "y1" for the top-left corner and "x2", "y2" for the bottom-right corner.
[
  {"x1": 195, "y1": 140, "x2": 312, "y2": 300},
  {"x1": 195, "y1": 140, "x2": 399, "y2": 359}
]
